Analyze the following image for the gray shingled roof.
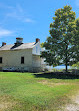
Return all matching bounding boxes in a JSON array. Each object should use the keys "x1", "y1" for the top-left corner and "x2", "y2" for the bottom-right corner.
[{"x1": 0, "y1": 42, "x2": 36, "y2": 51}]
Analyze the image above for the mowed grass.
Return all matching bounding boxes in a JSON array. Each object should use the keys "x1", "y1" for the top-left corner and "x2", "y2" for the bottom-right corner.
[{"x1": 0, "y1": 72, "x2": 79, "y2": 111}]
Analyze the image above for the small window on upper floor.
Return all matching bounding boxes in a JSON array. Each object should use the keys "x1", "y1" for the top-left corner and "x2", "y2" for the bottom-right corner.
[
  {"x1": 0, "y1": 57, "x2": 2, "y2": 63},
  {"x1": 21, "y1": 57, "x2": 24, "y2": 64}
]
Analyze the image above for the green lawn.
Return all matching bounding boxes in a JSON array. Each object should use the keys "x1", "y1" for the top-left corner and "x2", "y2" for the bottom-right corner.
[{"x1": 0, "y1": 72, "x2": 79, "y2": 111}]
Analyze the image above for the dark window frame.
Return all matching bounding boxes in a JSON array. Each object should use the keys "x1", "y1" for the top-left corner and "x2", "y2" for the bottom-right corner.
[
  {"x1": 21, "y1": 57, "x2": 24, "y2": 64},
  {"x1": 0, "y1": 57, "x2": 2, "y2": 64}
]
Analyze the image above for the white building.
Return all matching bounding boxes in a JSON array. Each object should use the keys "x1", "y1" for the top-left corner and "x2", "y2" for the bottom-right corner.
[{"x1": 0, "y1": 38, "x2": 46, "y2": 72}]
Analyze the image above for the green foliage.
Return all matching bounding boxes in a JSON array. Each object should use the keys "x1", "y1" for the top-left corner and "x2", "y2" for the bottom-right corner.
[
  {"x1": 40, "y1": 42, "x2": 44, "y2": 47},
  {"x1": 41, "y1": 5, "x2": 78, "y2": 72},
  {"x1": 72, "y1": 62, "x2": 79, "y2": 69},
  {"x1": 72, "y1": 18, "x2": 79, "y2": 61}
]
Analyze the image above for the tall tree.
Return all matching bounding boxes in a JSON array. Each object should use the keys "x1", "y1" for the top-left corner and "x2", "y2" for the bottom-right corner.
[{"x1": 41, "y1": 5, "x2": 77, "y2": 72}]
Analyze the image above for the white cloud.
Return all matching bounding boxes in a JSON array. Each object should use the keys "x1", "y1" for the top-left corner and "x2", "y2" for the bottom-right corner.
[
  {"x1": 6, "y1": 12, "x2": 20, "y2": 20},
  {"x1": 0, "y1": 3, "x2": 35, "y2": 23},
  {"x1": 0, "y1": 2, "x2": 36, "y2": 26},
  {"x1": 0, "y1": 28, "x2": 13, "y2": 37},
  {"x1": 6, "y1": 9, "x2": 35, "y2": 23},
  {"x1": 24, "y1": 18, "x2": 35, "y2": 23},
  {"x1": 6, "y1": 4, "x2": 24, "y2": 20},
  {"x1": 0, "y1": 2, "x2": 14, "y2": 9},
  {"x1": 16, "y1": 4, "x2": 23, "y2": 13}
]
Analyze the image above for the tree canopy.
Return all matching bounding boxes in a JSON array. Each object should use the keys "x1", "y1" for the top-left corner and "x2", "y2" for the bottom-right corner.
[
  {"x1": 41, "y1": 5, "x2": 78, "y2": 72},
  {"x1": 73, "y1": 18, "x2": 79, "y2": 61}
]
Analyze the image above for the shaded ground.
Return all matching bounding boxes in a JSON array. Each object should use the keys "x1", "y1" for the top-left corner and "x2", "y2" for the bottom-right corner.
[{"x1": 33, "y1": 72, "x2": 79, "y2": 79}]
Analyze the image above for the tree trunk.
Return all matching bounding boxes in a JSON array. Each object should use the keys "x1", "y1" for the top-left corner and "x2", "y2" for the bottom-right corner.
[{"x1": 65, "y1": 44, "x2": 68, "y2": 72}]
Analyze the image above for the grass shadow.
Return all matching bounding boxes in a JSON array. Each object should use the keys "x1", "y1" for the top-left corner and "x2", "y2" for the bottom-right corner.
[{"x1": 33, "y1": 72, "x2": 79, "y2": 79}]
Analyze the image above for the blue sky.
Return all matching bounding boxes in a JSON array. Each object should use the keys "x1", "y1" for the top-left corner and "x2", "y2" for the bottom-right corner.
[{"x1": 0, "y1": 0, "x2": 79, "y2": 45}]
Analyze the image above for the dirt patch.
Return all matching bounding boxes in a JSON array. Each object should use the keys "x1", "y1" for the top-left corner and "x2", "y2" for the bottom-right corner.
[
  {"x1": 38, "y1": 80, "x2": 48, "y2": 84},
  {"x1": 0, "y1": 102, "x2": 17, "y2": 111},
  {"x1": 73, "y1": 95, "x2": 79, "y2": 104},
  {"x1": 38, "y1": 80, "x2": 69, "y2": 87},
  {"x1": 0, "y1": 95, "x2": 17, "y2": 111},
  {"x1": 0, "y1": 102, "x2": 13, "y2": 110},
  {"x1": 65, "y1": 104, "x2": 79, "y2": 111},
  {"x1": 62, "y1": 93, "x2": 79, "y2": 111}
]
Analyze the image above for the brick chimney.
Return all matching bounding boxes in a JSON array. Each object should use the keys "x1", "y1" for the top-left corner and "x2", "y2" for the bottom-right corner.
[
  {"x1": 2, "y1": 42, "x2": 6, "y2": 46},
  {"x1": 36, "y1": 38, "x2": 40, "y2": 43},
  {"x1": 16, "y1": 37, "x2": 23, "y2": 43},
  {"x1": 15, "y1": 37, "x2": 23, "y2": 46}
]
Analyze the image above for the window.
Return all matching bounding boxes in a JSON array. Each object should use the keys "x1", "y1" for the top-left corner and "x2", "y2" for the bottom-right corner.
[
  {"x1": 0, "y1": 57, "x2": 2, "y2": 63},
  {"x1": 21, "y1": 57, "x2": 24, "y2": 64}
]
